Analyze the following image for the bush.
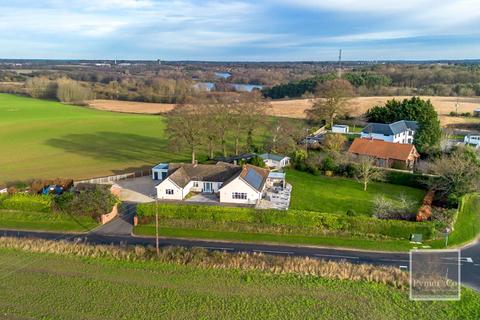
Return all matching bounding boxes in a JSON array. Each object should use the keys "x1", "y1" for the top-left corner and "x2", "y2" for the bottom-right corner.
[
  {"x1": 55, "y1": 186, "x2": 117, "y2": 220},
  {"x1": 322, "y1": 157, "x2": 337, "y2": 172},
  {"x1": 137, "y1": 203, "x2": 435, "y2": 240},
  {"x1": 0, "y1": 193, "x2": 53, "y2": 212}
]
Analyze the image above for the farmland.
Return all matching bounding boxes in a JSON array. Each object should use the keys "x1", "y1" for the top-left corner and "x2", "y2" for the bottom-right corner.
[
  {"x1": 0, "y1": 93, "x2": 185, "y2": 186},
  {"x1": 89, "y1": 95, "x2": 480, "y2": 126},
  {"x1": 1, "y1": 246, "x2": 479, "y2": 319}
]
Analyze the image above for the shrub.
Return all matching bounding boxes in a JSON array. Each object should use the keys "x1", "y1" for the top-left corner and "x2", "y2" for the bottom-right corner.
[
  {"x1": 322, "y1": 157, "x2": 337, "y2": 172},
  {"x1": 0, "y1": 193, "x2": 53, "y2": 212},
  {"x1": 137, "y1": 203, "x2": 435, "y2": 240}
]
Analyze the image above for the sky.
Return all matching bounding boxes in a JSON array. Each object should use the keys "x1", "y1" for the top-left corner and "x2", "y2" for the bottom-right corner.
[{"x1": 1, "y1": 0, "x2": 480, "y2": 61}]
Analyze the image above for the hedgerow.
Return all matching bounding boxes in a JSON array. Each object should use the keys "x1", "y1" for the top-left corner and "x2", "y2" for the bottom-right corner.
[
  {"x1": 137, "y1": 203, "x2": 435, "y2": 240},
  {"x1": 0, "y1": 193, "x2": 53, "y2": 212}
]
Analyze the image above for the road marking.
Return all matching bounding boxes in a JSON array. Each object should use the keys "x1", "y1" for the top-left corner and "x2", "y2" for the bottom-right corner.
[
  {"x1": 463, "y1": 257, "x2": 474, "y2": 263},
  {"x1": 198, "y1": 246, "x2": 234, "y2": 251},
  {"x1": 313, "y1": 254, "x2": 359, "y2": 260},
  {"x1": 399, "y1": 265, "x2": 408, "y2": 270},
  {"x1": 378, "y1": 258, "x2": 410, "y2": 263},
  {"x1": 253, "y1": 250, "x2": 293, "y2": 255}
]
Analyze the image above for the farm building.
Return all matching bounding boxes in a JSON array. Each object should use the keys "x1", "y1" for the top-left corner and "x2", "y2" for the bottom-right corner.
[{"x1": 348, "y1": 138, "x2": 420, "y2": 169}]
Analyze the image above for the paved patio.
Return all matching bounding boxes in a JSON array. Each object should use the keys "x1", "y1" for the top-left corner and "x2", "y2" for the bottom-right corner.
[
  {"x1": 185, "y1": 193, "x2": 219, "y2": 203},
  {"x1": 256, "y1": 183, "x2": 292, "y2": 210}
]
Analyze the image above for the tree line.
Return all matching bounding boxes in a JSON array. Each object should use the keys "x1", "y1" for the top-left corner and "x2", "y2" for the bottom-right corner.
[
  {"x1": 25, "y1": 77, "x2": 94, "y2": 104},
  {"x1": 166, "y1": 92, "x2": 307, "y2": 163}
]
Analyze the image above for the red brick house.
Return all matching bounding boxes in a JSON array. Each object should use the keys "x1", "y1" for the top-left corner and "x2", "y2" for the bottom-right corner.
[{"x1": 348, "y1": 138, "x2": 420, "y2": 169}]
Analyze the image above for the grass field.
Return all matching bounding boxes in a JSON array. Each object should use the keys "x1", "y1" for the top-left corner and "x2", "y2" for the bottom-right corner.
[
  {"x1": 287, "y1": 170, "x2": 426, "y2": 215},
  {"x1": 1, "y1": 247, "x2": 478, "y2": 319},
  {"x1": 0, "y1": 93, "x2": 184, "y2": 185},
  {"x1": 0, "y1": 209, "x2": 98, "y2": 232}
]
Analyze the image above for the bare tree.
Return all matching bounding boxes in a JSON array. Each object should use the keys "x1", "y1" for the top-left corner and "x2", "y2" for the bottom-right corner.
[
  {"x1": 323, "y1": 133, "x2": 347, "y2": 153},
  {"x1": 166, "y1": 103, "x2": 205, "y2": 164},
  {"x1": 306, "y1": 79, "x2": 354, "y2": 128},
  {"x1": 231, "y1": 92, "x2": 268, "y2": 155},
  {"x1": 355, "y1": 156, "x2": 384, "y2": 191},
  {"x1": 266, "y1": 118, "x2": 304, "y2": 155}
]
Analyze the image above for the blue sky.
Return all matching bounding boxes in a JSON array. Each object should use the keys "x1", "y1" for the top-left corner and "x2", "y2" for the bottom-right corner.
[{"x1": 1, "y1": 0, "x2": 480, "y2": 61}]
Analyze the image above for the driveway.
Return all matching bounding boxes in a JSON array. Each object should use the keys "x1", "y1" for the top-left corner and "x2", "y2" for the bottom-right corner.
[{"x1": 115, "y1": 176, "x2": 157, "y2": 203}]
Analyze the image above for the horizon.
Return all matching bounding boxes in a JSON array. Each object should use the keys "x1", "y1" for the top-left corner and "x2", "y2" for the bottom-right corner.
[{"x1": 1, "y1": 0, "x2": 480, "y2": 61}]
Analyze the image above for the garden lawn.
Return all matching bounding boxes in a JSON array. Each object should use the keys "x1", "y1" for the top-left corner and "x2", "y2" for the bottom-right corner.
[
  {"x1": 0, "y1": 209, "x2": 98, "y2": 232},
  {"x1": 287, "y1": 170, "x2": 426, "y2": 215},
  {"x1": 0, "y1": 248, "x2": 479, "y2": 319}
]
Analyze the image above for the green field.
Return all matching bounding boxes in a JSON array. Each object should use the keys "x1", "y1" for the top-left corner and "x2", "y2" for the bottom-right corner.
[
  {"x1": 1, "y1": 247, "x2": 478, "y2": 319},
  {"x1": 288, "y1": 170, "x2": 426, "y2": 215},
  {"x1": 0, "y1": 209, "x2": 98, "y2": 232},
  {"x1": 0, "y1": 94, "x2": 185, "y2": 185}
]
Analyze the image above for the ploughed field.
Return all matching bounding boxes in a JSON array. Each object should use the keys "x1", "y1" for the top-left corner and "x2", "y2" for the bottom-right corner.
[
  {"x1": 0, "y1": 93, "x2": 185, "y2": 185},
  {"x1": 89, "y1": 96, "x2": 480, "y2": 126}
]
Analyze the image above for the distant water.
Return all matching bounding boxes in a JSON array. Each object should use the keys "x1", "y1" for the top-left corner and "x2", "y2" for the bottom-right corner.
[
  {"x1": 214, "y1": 72, "x2": 231, "y2": 79},
  {"x1": 195, "y1": 82, "x2": 263, "y2": 92}
]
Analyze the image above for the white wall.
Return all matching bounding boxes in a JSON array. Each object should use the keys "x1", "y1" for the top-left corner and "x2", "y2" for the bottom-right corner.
[
  {"x1": 219, "y1": 177, "x2": 261, "y2": 204},
  {"x1": 361, "y1": 129, "x2": 415, "y2": 144},
  {"x1": 156, "y1": 178, "x2": 183, "y2": 200},
  {"x1": 264, "y1": 157, "x2": 290, "y2": 169}
]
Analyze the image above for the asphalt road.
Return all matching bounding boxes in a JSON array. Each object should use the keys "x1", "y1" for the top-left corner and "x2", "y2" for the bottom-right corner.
[{"x1": 0, "y1": 228, "x2": 478, "y2": 292}]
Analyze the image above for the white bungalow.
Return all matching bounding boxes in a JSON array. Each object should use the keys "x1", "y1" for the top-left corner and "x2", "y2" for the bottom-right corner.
[{"x1": 259, "y1": 153, "x2": 290, "y2": 169}]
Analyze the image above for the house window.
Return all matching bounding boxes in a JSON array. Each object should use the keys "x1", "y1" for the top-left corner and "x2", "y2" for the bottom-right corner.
[
  {"x1": 193, "y1": 182, "x2": 199, "y2": 187},
  {"x1": 232, "y1": 192, "x2": 247, "y2": 200},
  {"x1": 165, "y1": 189, "x2": 174, "y2": 195}
]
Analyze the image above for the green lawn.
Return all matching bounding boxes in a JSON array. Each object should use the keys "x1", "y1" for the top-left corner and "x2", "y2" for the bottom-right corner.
[
  {"x1": 0, "y1": 209, "x2": 98, "y2": 232},
  {"x1": 0, "y1": 248, "x2": 478, "y2": 319},
  {"x1": 0, "y1": 94, "x2": 186, "y2": 185},
  {"x1": 427, "y1": 194, "x2": 480, "y2": 249},
  {"x1": 287, "y1": 170, "x2": 426, "y2": 215},
  {"x1": 135, "y1": 225, "x2": 417, "y2": 251}
]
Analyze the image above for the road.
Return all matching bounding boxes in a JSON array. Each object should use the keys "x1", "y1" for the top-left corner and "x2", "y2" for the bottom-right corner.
[{"x1": 0, "y1": 228, "x2": 478, "y2": 291}]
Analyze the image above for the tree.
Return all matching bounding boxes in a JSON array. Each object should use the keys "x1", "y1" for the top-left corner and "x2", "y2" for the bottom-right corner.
[
  {"x1": 355, "y1": 156, "x2": 384, "y2": 191},
  {"x1": 231, "y1": 92, "x2": 268, "y2": 155},
  {"x1": 265, "y1": 118, "x2": 304, "y2": 155},
  {"x1": 166, "y1": 103, "x2": 205, "y2": 164},
  {"x1": 427, "y1": 147, "x2": 480, "y2": 202},
  {"x1": 305, "y1": 79, "x2": 354, "y2": 128},
  {"x1": 323, "y1": 133, "x2": 347, "y2": 153},
  {"x1": 25, "y1": 77, "x2": 57, "y2": 99},
  {"x1": 365, "y1": 97, "x2": 441, "y2": 154},
  {"x1": 56, "y1": 78, "x2": 94, "y2": 104}
]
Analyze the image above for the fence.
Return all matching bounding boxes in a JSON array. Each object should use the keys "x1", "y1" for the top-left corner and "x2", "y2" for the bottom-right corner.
[{"x1": 74, "y1": 169, "x2": 151, "y2": 185}]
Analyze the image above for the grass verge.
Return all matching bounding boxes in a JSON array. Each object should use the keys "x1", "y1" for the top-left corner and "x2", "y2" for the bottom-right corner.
[
  {"x1": 427, "y1": 194, "x2": 480, "y2": 249},
  {"x1": 134, "y1": 225, "x2": 417, "y2": 251},
  {"x1": 0, "y1": 209, "x2": 98, "y2": 232}
]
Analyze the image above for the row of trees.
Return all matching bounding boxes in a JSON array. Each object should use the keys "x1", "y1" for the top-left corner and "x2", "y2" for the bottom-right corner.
[
  {"x1": 25, "y1": 77, "x2": 94, "y2": 104},
  {"x1": 167, "y1": 93, "x2": 270, "y2": 163}
]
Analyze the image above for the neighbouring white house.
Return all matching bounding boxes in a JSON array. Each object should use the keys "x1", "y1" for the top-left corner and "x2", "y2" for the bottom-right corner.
[
  {"x1": 360, "y1": 120, "x2": 418, "y2": 144},
  {"x1": 464, "y1": 135, "x2": 480, "y2": 148},
  {"x1": 332, "y1": 124, "x2": 349, "y2": 134},
  {"x1": 259, "y1": 153, "x2": 290, "y2": 169},
  {"x1": 154, "y1": 162, "x2": 271, "y2": 205}
]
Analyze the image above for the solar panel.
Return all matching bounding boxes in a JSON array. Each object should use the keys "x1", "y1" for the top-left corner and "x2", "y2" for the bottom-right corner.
[{"x1": 244, "y1": 169, "x2": 263, "y2": 190}]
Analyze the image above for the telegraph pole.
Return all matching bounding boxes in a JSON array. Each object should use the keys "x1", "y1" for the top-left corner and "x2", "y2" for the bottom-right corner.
[{"x1": 337, "y1": 49, "x2": 343, "y2": 78}]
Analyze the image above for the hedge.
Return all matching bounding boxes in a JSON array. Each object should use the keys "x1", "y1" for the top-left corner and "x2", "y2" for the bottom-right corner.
[
  {"x1": 0, "y1": 193, "x2": 53, "y2": 212},
  {"x1": 137, "y1": 203, "x2": 435, "y2": 240},
  {"x1": 383, "y1": 171, "x2": 432, "y2": 189}
]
